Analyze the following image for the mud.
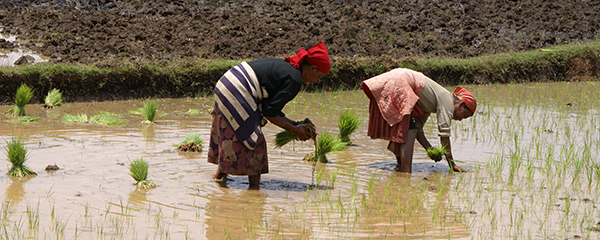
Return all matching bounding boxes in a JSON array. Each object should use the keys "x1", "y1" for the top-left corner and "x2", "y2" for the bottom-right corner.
[{"x1": 0, "y1": 0, "x2": 598, "y2": 64}]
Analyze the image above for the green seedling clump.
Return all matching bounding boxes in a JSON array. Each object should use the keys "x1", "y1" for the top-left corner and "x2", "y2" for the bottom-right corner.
[
  {"x1": 338, "y1": 110, "x2": 361, "y2": 144},
  {"x1": 7, "y1": 84, "x2": 34, "y2": 117},
  {"x1": 274, "y1": 119, "x2": 317, "y2": 148},
  {"x1": 426, "y1": 146, "x2": 448, "y2": 162},
  {"x1": 5, "y1": 138, "x2": 37, "y2": 177},
  {"x1": 43, "y1": 88, "x2": 63, "y2": 108},
  {"x1": 141, "y1": 100, "x2": 158, "y2": 123},
  {"x1": 303, "y1": 132, "x2": 346, "y2": 163},
  {"x1": 62, "y1": 113, "x2": 123, "y2": 125},
  {"x1": 176, "y1": 133, "x2": 203, "y2": 152},
  {"x1": 274, "y1": 131, "x2": 298, "y2": 148},
  {"x1": 18, "y1": 115, "x2": 40, "y2": 122},
  {"x1": 129, "y1": 158, "x2": 156, "y2": 189}
]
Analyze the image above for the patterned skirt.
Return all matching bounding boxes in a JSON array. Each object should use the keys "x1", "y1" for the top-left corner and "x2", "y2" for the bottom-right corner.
[{"x1": 207, "y1": 104, "x2": 269, "y2": 176}]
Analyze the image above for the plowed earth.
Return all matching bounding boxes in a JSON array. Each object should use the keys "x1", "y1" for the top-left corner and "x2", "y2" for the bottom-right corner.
[{"x1": 0, "y1": 0, "x2": 599, "y2": 64}]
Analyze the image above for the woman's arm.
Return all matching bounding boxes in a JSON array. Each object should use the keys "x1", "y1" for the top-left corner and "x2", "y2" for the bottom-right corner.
[
  {"x1": 440, "y1": 136, "x2": 465, "y2": 172},
  {"x1": 417, "y1": 131, "x2": 441, "y2": 162}
]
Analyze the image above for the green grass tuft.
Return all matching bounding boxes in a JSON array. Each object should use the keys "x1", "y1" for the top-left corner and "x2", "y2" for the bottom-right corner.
[
  {"x1": 44, "y1": 88, "x2": 63, "y2": 107},
  {"x1": 338, "y1": 110, "x2": 362, "y2": 144},
  {"x1": 5, "y1": 138, "x2": 36, "y2": 177}
]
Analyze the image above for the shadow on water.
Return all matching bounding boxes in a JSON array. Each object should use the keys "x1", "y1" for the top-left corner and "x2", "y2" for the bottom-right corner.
[
  {"x1": 214, "y1": 177, "x2": 333, "y2": 191},
  {"x1": 367, "y1": 161, "x2": 476, "y2": 173}
]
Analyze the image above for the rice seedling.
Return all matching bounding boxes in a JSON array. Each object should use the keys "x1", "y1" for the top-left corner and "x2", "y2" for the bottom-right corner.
[
  {"x1": 141, "y1": 100, "x2": 158, "y2": 123},
  {"x1": 303, "y1": 132, "x2": 346, "y2": 163},
  {"x1": 273, "y1": 119, "x2": 317, "y2": 148},
  {"x1": 274, "y1": 131, "x2": 298, "y2": 148},
  {"x1": 7, "y1": 84, "x2": 33, "y2": 117},
  {"x1": 89, "y1": 114, "x2": 123, "y2": 125},
  {"x1": 338, "y1": 110, "x2": 361, "y2": 144},
  {"x1": 61, "y1": 113, "x2": 88, "y2": 123},
  {"x1": 43, "y1": 88, "x2": 63, "y2": 109},
  {"x1": 5, "y1": 138, "x2": 37, "y2": 177},
  {"x1": 426, "y1": 145, "x2": 448, "y2": 161},
  {"x1": 61, "y1": 113, "x2": 123, "y2": 125},
  {"x1": 175, "y1": 133, "x2": 203, "y2": 152},
  {"x1": 186, "y1": 109, "x2": 200, "y2": 114},
  {"x1": 129, "y1": 157, "x2": 156, "y2": 189},
  {"x1": 18, "y1": 115, "x2": 40, "y2": 122}
]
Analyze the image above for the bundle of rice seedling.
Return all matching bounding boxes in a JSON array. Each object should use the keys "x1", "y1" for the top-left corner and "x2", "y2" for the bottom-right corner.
[
  {"x1": 141, "y1": 100, "x2": 158, "y2": 123},
  {"x1": 274, "y1": 131, "x2": 298, "y2": 148},
  {"x1": 5, "y1": 138, "x2": 37, "y2": 177},
  {"x1": 18, "y1": 115, "x2": 40, "y2": 122},
  {"x1": 175, "y1": 133, "x2": 203, "y2": 152},
  {"x1": 7, "y1": 84, "x2": 33, "y2": 116},
  {"x1": 43, "y1": 88, "x2": 63, "y2": 109},
  {"x1": 89, "y1": 114, "x2": 123, "y2": 125},
  {"x1": 62, "y1": 113, "x2": 123, "y2": 125},
  {"x1": 274, "y1": 119, "x2": 316, "y2": 148},
  {"x1": 129, "y1": 158, "x2": 156, "y2": 189},
  {"x1": 303, "y1": 132, "x2": 346, "y2": 163},
  {"x1": 426, "y1": 145, "x2": 448, "y2": 162},
  {"x1": 338, "y1": 110, "x2": 361, "y2": 144},
  {"x1": 62, "y1": 113, "x2": 88, "y2": 123}
]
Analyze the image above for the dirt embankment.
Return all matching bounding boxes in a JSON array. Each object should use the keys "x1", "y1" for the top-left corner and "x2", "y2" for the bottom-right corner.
[{"x1": 0, "y1": 0, "x2": 599, "y2": 102}]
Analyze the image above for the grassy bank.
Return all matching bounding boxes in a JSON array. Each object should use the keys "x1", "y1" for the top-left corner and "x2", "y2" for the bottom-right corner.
[{"x1": 1, "y1": 40, "x2": 599, "y2": 104}]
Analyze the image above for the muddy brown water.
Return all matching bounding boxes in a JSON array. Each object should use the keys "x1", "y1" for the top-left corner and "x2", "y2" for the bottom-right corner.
[
  {"x1": 0, "y1": 34, "x2": 48, "y2": 67},
  {"x1": 0, "y1": 82, "x2": 599, "y2": 239}
]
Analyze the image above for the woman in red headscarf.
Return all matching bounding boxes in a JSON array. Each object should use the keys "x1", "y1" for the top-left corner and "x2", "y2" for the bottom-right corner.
[
  {"x1": 361, "y1": 68, "x2": 476, "y2": 173},
  {"x1": 208, "y1": 42, "x2": 330, "y2": 187}
]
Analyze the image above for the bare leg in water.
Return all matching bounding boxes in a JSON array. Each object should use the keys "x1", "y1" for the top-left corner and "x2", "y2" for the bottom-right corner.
[
  {"x1": 248, "y1": 174, "x2": 260, "y2": 187},
  {"x1": 395, "y1": 129, "x2": 418, "y2": 173},
  {"x1": 214, "y1": 170, "x2": 226, "y2": 180},
  {"x1": 214, "y1": 170, "x2": 261, "y2": 188}
]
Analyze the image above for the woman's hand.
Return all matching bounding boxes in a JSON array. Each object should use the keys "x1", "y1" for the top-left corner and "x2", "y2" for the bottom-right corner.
[
  {"x1": 266, "y1": 115, "x2": 316, "y2": 141},
  {"x1": 292, "y1": 124, "x2": 314, "y2": 141},
  {"x1": 429, "y1": 154, "x2": 443, "y2": 162}
]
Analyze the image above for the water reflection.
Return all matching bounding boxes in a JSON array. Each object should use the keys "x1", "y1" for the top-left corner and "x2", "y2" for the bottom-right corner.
[
  {"x1": 128, "y1": 188, "x2": 149, "y2": 206},
  {"x1": 205, "y1": 186, "x2": 267, "y2": 239},
  {"x1": 140, "y1": 124, "x2": 156, "y2": 140},
  {"x1": 4, "y1": 176, "x2": 34, "y2": 208}
]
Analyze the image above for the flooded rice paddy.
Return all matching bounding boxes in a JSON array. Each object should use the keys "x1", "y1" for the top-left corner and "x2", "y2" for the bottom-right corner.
[{"x1": 0, "y1": 81, "x2": 599, "y2": 239}]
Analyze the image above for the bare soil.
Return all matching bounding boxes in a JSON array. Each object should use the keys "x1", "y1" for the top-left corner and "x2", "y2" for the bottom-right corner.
[{"x1": 0, "y1": 0, "x2": 599, "y2": 64}]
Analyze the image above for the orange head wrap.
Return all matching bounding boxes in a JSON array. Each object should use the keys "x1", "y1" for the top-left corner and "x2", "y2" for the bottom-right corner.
[
  {"x1": 453, "y1": 86, "x2": 477, "y2": 113},
  {"x1": 284, "y1": 41, "x2": 331, "y2": 74}
]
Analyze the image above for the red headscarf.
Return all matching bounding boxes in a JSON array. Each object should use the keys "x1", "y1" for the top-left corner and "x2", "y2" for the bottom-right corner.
[
  {"x1": 453, "y1": 86, "x2": 477, "y2": 113},
  {"x1": 284, "y1": 41, "x2": 331, "y2": 74}
]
